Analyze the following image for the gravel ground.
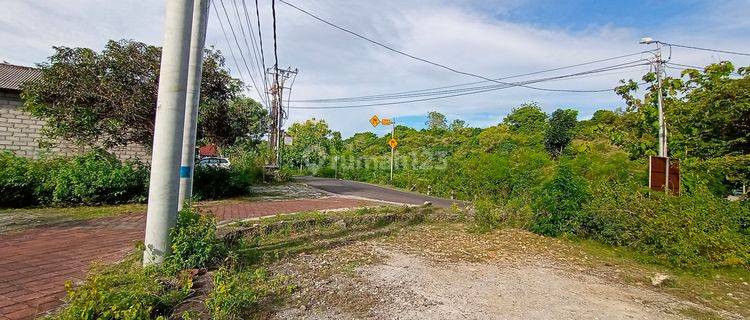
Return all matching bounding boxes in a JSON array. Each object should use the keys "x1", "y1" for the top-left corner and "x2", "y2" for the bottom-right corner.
[{"x1": 269, "y1": 224, "x2": 745, "y2": 320}]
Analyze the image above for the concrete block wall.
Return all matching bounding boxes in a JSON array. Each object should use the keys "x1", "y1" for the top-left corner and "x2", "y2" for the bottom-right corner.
[{"x1": 0, "y1": 92, "x2": 151, "y2": 162}]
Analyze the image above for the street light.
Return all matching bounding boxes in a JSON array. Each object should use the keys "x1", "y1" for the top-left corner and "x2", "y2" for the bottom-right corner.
[
  {"x1": 640, "y1": 36, "x2": 667, "y2": 157},
  {"x1": 639, "y1": 37, "x2": 656, "y2": 45}
]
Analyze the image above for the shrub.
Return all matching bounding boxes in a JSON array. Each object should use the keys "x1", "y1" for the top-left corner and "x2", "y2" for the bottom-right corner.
[
  {"x1": 0, "y1": 150, "x2": 147, "y2": 208},
  {"x1": 55, "y1": 260, "x2": 192, "y2": 320},
  {"x1": 0, "y1": 151, "x2": 36, "y2": 207},
  {"x1": 166, "y1": 207, "x2": 225, "y2": 272},
  {"x1": 192, "y1": 151, "x2": 263, "y2": 200},
  {"x1": 51, "y1": 150, "x2": 148, "y2": 205},
  {"x1": 54, "y1": 205, "x2": 228, "y2": 319},
  {"x1": 206, "y1": 267, "x2": 290, "y2": 320},
  {"x1": 193, "y1": 166, "x2": 236, "y2": 200},
  {"x1": 583, "y1": 184, "x2": 750, "y2": 268},
  {"x1": 473, "y1": 198, "x2": 501, "y2": 230},
  {"x1": 531, "y1": 161, "x2": 591, "y2": 236},
  {"x1": 314, "y1": 166, "x2": 336, "y2": 178}
]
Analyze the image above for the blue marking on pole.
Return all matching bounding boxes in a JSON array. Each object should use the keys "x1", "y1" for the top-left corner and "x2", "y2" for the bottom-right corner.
[{"x1": 180, "y1": 166, "x2": 192, "y2": 178}]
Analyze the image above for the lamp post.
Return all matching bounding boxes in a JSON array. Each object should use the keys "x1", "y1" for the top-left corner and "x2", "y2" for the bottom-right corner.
[{"x1": 640, "y1": 37, "x2": 667, "y2": 157}]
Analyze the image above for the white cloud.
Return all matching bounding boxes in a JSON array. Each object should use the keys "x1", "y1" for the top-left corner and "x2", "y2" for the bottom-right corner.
[{"x1": 1, "y1": 0, "x2": 748, "y2": 137}]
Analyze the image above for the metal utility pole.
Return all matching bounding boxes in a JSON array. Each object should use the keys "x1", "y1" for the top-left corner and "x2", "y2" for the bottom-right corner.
[
  {"x1": 266, "y1": 67, "x2": 298, "y2": 170},
  {"x1": 390, "y1": 118, "x2": 395, "y2": 181},
  {"x1": 178, "y1": 0, "x2": 210, "y2": 211},
  {"x1": 143, "y1": 0, "x2": 195, "y2": 266},
  {"x1": 641, "y1": 37, "x2": 667, "y2": 157}
]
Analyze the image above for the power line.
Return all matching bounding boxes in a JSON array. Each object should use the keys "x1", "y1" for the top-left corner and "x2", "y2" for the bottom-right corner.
[
  {"x1": 278, "y1": 0, "x2": 639, "y2": 95},
  {"x1": 666, "y1": 62, "x2": 703, "y2": 69},
  {"x1": 664, "y1": 42, "x2": 750, "y2": 57},
  {"x1": 217, "y1": 0, "x2": 267, "y2": 103},
  {"x1": 293, "y1": 60, "x2": 648, "y2": 104},
  {"x1": 271, "y1": 0, "x2": 279, "y2": 73},
  {"x1": 292, "y1": 51, "x2": 654, "y2": 103},
  {"x1": 211, "y1": 0, "x2": 247, "y2": 85},
  {"x1": 229, "y1": 0, "x2": 268, "y2": 105},
  {"x1": 290, "y1": 63, "x2": 649, "y2": 109},
  {"x1": 296, "y1": 60, "x2": 647, "y2": 103},
  {"x1": 239, "y1": 0, "x2": 272, "y2": 106},
  {"x1": 253, "y1": 0, "x2": 272, "y2": 106}
]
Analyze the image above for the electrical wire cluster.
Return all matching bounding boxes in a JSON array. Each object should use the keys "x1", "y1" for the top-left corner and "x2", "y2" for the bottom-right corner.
[
  {"x1": 212, "y1": 1, "x2": 750, "y2": 111},
  {"x1": 211, "y1": 0, "x2": 273, "y2": 107}
]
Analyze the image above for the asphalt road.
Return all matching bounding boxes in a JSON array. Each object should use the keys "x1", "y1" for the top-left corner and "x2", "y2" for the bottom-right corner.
[{"x1": 297, "y1": 177, "x2": 467, "y2": 208}]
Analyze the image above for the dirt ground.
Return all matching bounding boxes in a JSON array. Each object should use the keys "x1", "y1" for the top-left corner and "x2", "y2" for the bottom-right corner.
[{"x1": 268, "y1": 223, "x2": 747, "y2": 320}]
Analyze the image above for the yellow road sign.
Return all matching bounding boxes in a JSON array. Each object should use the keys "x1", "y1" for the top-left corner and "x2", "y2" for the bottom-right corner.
[
  {"x1": 388, "y1": 138, "x2": 398, "y2": 149},
  {"x1": 370, "y1": 115, "x2": 380, "y2": 127},
  {"x1": 380, "y1": 118, "x2": 392, "y2": 126}
]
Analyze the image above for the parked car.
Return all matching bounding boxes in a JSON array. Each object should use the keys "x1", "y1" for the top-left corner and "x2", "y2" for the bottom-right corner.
[{"x1": 197, "y1": 157, "x2": 231, "y2": 169}]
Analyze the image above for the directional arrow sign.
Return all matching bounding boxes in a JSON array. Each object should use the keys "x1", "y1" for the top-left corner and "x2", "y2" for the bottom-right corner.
[
  {"x1": 370, "y1": 115, "x2": 380, "y2": 127},
  {"x1": 388, "y1": 138, "x2": 398, "y2": 149}
]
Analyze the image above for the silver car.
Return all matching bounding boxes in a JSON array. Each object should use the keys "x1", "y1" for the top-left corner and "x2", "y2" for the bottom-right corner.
[{"x1": 197, "y1": 157, "x2": 231, "y2": 169}]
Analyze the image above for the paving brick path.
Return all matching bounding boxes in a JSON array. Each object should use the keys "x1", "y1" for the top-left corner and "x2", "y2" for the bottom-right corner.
[{"x1": 0, "y1": 197, "x2": 371, "y2": 320}]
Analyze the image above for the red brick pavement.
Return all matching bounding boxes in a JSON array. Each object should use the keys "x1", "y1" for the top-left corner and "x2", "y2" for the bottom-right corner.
[{"x1": 0, "y1": 197, "x2": 371, "y2": 319}]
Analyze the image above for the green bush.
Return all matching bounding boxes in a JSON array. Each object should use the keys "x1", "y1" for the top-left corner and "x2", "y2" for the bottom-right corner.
[
  {"x1": 166, "y1": 208, "x2": 225, "y2": 272},
  {"x1": 0, "y1": 151, "x2": 37, "y2": 206},
  {"x1": 206, "y1": 267, "x2": 290, "y2": 320},
  {"x1": 51, "y1": 150, "x2": 148, "y2": 205},
  {"x1": 193, "y1": 166, "x2": 236, "y2": 200},
  {"x1": 583, "y1": 185, "x2": 750, "y2": 268},
  {"x1": 192, "y1": 151, "x2": 263, "y2": 200},
  {"x1": 54, "y1": 205, "x2": 229, "y2": 319},
  {"x1": 531, "y1": 161, "x2": 591, "y2": 236},
  {"x1": 55, "y1": 260, "x2": 192, "y2": 320},
  {"x1": 0, "y1": 150, "x2": 147, "y2": 207},
  {"x1": 473, "y1": 198, "x2": 501, "y2": 230}
]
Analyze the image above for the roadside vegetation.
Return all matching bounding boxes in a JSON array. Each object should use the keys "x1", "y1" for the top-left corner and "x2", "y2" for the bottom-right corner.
[
  {"x1": 47, "y1": 205, "x2": 749, "y2": 319},
  {"x1": 0, "y1": 147, "x2": 266, "y2": 208},
  {"x1": 282, "y1": 62, "x2": 750, "y2": 271},
  {"x1": 48, "y1": 205, "x2": 431, "y2": 319},
  {"x1": 0, "y1": 39, "x2": 273, "y2": 209}
]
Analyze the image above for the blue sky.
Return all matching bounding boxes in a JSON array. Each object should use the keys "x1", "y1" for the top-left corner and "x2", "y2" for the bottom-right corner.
[{"x1": 1, "y1": 0, "x2": 749, "y2": 137}]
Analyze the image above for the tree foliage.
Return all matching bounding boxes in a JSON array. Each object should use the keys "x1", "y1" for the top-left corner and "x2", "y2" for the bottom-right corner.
[
  {"x1": 22, "y1": 39, "x2": 263, "y2": 149},
  {"x1": 503, "y1": 102, "x2": 548, "y2": 134},
  {"x1": 198, "y1": 96, "x2": 268, "y2": 148},
  {"x1": 425, "y1": 111, "x2": 448, "y2": 130},
  {"x1": 544, "y1": 109, "x2": 578, "y2": 157}
]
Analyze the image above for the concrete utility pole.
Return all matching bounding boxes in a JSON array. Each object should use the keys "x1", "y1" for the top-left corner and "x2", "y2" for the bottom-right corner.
[
  {"x1": 266, "y1": 67, "x2": 298, "y2": 170},
  {"x1": 641, "y1": 37, "x2": 667, "y2": 157},
  {"x1": 143, "y1": 0, "x2": 195, "y2": 266},
  {"x1": 178, "y1": 0, "x2": 210, "y2": 211}
]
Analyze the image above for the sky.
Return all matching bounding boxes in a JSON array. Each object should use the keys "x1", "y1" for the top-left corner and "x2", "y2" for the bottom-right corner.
[{"x1": 1, "y1": 0, "x2": 749, "y2": 137}]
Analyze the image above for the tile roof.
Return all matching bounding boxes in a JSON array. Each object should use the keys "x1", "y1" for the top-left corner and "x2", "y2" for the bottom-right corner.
[{"x1": 0, "y1": 63, "x2": 42, "y2": 91}]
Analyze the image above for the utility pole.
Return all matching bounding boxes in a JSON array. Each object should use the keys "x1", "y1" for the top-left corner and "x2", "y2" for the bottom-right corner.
[
  {"x1": 178, "y1": 0, "x2": 210, "y2": 211},
  {"x1": 390, "y1": 118, "x2": 395, "y2": 181},
  {"x1": 143, "y1": 0, "x2": 195, "y2": 266},
  {"x1": 641, "y1": 37, "x2": 667, "y2": 157},
  {"x1": 266, "y1": 67, "x2": 298, "y2": 170}
]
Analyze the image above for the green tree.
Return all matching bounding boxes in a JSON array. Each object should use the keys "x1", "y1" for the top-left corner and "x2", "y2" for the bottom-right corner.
[
  {"x1": 449, "y1": 119, "x2": 466, "y2": 131},
  {"x1": 197, "y1": 96, "x2": 268, "y2": 148},
  {"x1": 283, "y1": 119, "x2": 339, "y2": 170},
  {"x1": 669, "y1": 62, "x2": 750, "y2": 158},
  {"x1": 503, "y1": 102, "x2": 548, "y2": 133},
  {"x1": 425, "y1": 111, "x2": 448, "y2": 130},
  {"x1": 22, "y1": 39, "x2": 243, "y2": 149},
  {"x1": 544, "y1": 109, "x2": 578, "y2": 157}
]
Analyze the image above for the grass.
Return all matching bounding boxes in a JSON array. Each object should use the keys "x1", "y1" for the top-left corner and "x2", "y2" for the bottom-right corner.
[
  {"x1": 40, "y1": 204, "x2": 750, "y2": 319},
  {"x1": 569, "y1": 238, "x2": 750, "y2": 318},
  {"x1": 0, "y1": 203, "x2": 146, "y2": 233}
]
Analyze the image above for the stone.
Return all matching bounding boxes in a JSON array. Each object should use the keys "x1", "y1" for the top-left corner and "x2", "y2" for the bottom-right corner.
[{"x1": 650, "y1": 273, "x2": 672, "y2": 286}]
